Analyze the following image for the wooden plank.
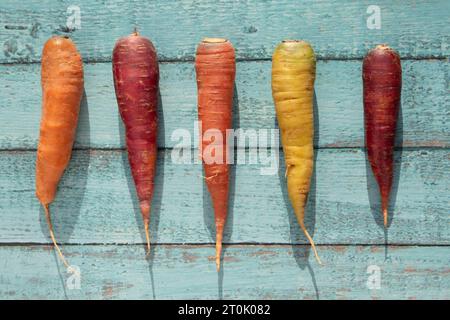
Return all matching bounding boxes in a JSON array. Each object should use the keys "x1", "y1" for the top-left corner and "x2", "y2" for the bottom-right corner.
[
  {"x1": 0, "y1": 149, "x2": 448, "y2": 245},
  {"x1": 0, "y1": 60, "x2": 448, "y2": 149},
  {"x1": 0, "y1": 244, "x2": 448, "y2": 299},
  {"x1": 0, "y1": 0, "x2": 449, "y2": 63}
]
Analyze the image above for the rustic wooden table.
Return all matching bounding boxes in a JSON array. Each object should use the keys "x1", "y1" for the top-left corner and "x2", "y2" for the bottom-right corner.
[{"x1": 0, "y1": 0, "x2": 448, "y2": 299}]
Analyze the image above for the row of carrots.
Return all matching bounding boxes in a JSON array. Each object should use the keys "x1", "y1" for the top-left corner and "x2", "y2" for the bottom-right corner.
[{"x1": 36, "y1": 32, "x2": 401, "y2": 271}]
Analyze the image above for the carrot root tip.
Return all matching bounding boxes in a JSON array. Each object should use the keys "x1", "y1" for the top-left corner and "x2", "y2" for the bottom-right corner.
[
  {"x1": 383, "y1": 208, "x2": 388, "y2": 228},
  {"x1": 300, "y1": 223, "x2": 322, "y2": 265},
  {"x1": 144, "y1": 219, "x2": 151, "y2": 257},
  {"x1": 43, "y1": 204, "x2": 70, "y2": 268},
  {"x1": 139, "y1": 201, "x2": 151, "y2": 256},
  {"x1": 216, "y1": 244, "x2": 222, "y2": 272},
  {"x1": 216, "y1": 231, "x2": 223, "y2": 272}
]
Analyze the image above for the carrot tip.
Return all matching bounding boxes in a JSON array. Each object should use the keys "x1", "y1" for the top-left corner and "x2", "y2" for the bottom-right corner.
[
  {"x1": 300, "y1": 223, "x2": 322, "y2": 265},
  {"x1": 139, "y1": 201, "x2": 151, "y2": 256},
  {"x1": 383, "y1": 208, "x2": 388, "y2": 228},
  {"x1": 43, "y1": 204, "x2": 70, "y2": 268},
  {"x1": 216, "y1": 260, "x2": 221, "y2": 272},
  {"x1": 144, "y1": 219, "x2": 151, "y2": 256},
  {"x1": 216, "y1": 231, "x2": 223, "y2": 272},
  {"x1": 216, "y1": 244, "x2": 222, "y2": 272}
]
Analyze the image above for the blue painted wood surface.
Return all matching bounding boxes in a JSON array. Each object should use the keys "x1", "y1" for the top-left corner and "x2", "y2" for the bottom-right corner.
[
  {"x1": 0, "y1": 0, "x2": 448, "y2": 300},
  {"x1": 0, "y1": 0, "x2": 449, "y2": 62},
  {"x1": 0, "y1": 245, "x2": 448, "y2": 300},
  {"x1": 0, "y1": 149, "x2": 448, "y2": 245}
]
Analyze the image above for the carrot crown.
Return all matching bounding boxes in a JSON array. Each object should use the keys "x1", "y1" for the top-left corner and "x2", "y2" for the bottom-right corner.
[{"x1": 202, "y1": 37, "x2": 228, "y2": 43}]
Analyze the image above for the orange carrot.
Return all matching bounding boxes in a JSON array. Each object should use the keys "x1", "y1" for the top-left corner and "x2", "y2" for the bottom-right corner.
[
  {"x1": 36, "y1": 36, "x2": 84, "y2": 267},
  {"x1": 195, "y1": 38, "x2": 235, "y2": 271}
]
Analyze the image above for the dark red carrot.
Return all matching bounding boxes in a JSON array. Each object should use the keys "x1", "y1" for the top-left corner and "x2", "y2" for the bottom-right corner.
[
  {"x1": 195, "y1": 38, "x2": 235, "y2": 271},
  {"x1": 363, "y1": 44, "x2": 402, "y2": 227},
  {"x1": 112, "y1": 29, "x2": 159, "y2": 253}
]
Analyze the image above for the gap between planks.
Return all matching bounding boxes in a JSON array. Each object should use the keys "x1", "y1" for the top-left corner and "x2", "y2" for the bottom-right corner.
[
  {"x1": 0, "y1": 56, "x2": 447, "y2": 66},
  {"x1": 0, "y1": 146, "x2": 448, "y2": 152},
  {"x1": 0, "y1": 243, "x2": 448, "y2": 247}
]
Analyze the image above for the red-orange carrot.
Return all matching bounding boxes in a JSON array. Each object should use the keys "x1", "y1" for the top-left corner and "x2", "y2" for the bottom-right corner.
[
  {"x1": 195, "y1": 38, "x2": 235, "y2": 271},
  {"x1": 363, "y1": 45, "x2": 402, "y2": 227},
  {"x1": 36, "y1": 36, "x2": 84, "y2": 267},
  {"x1": 112, "y1": 30, "x2": 159, "y2": 254}
]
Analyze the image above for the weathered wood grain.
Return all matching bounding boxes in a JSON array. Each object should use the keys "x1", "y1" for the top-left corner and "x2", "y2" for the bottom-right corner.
[
  {"x1": 0, "y1": 244, "x2": 448, "y2": 299},
  {"x1": 0, "y1": 0, "x2": 449, "y2": 63},
  {"x1": 0, "y1": 149, "x2": 448, "y2": 245},
  {"x1": 0, "y1": 60, "x2": 448, "y2": 149}
]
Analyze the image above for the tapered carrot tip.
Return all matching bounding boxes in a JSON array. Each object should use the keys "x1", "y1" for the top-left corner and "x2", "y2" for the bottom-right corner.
[
  {"x1": 383, "y1": 208, "x2": 388, "y2": 228},
  {"x1": 43, "y1": 204, "x2": 70, "y2": 268},
  {"x1": 139, "y1": 201, "x2": 151, "y2": 256},
  {"x1": 300, "y1": 223, "x2": 322, "y2": 265},
  {"x1": 216, "y1": 232, "x2": 223, "y2": 272},
  {"x1": 144, "y1": 220, "x2": 151, "y2": 256}
]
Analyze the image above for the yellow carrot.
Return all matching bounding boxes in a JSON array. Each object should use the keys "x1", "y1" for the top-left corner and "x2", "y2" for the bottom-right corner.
[{"x1": 271, "y1": 40, "x2": 321, "y2": 264}]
